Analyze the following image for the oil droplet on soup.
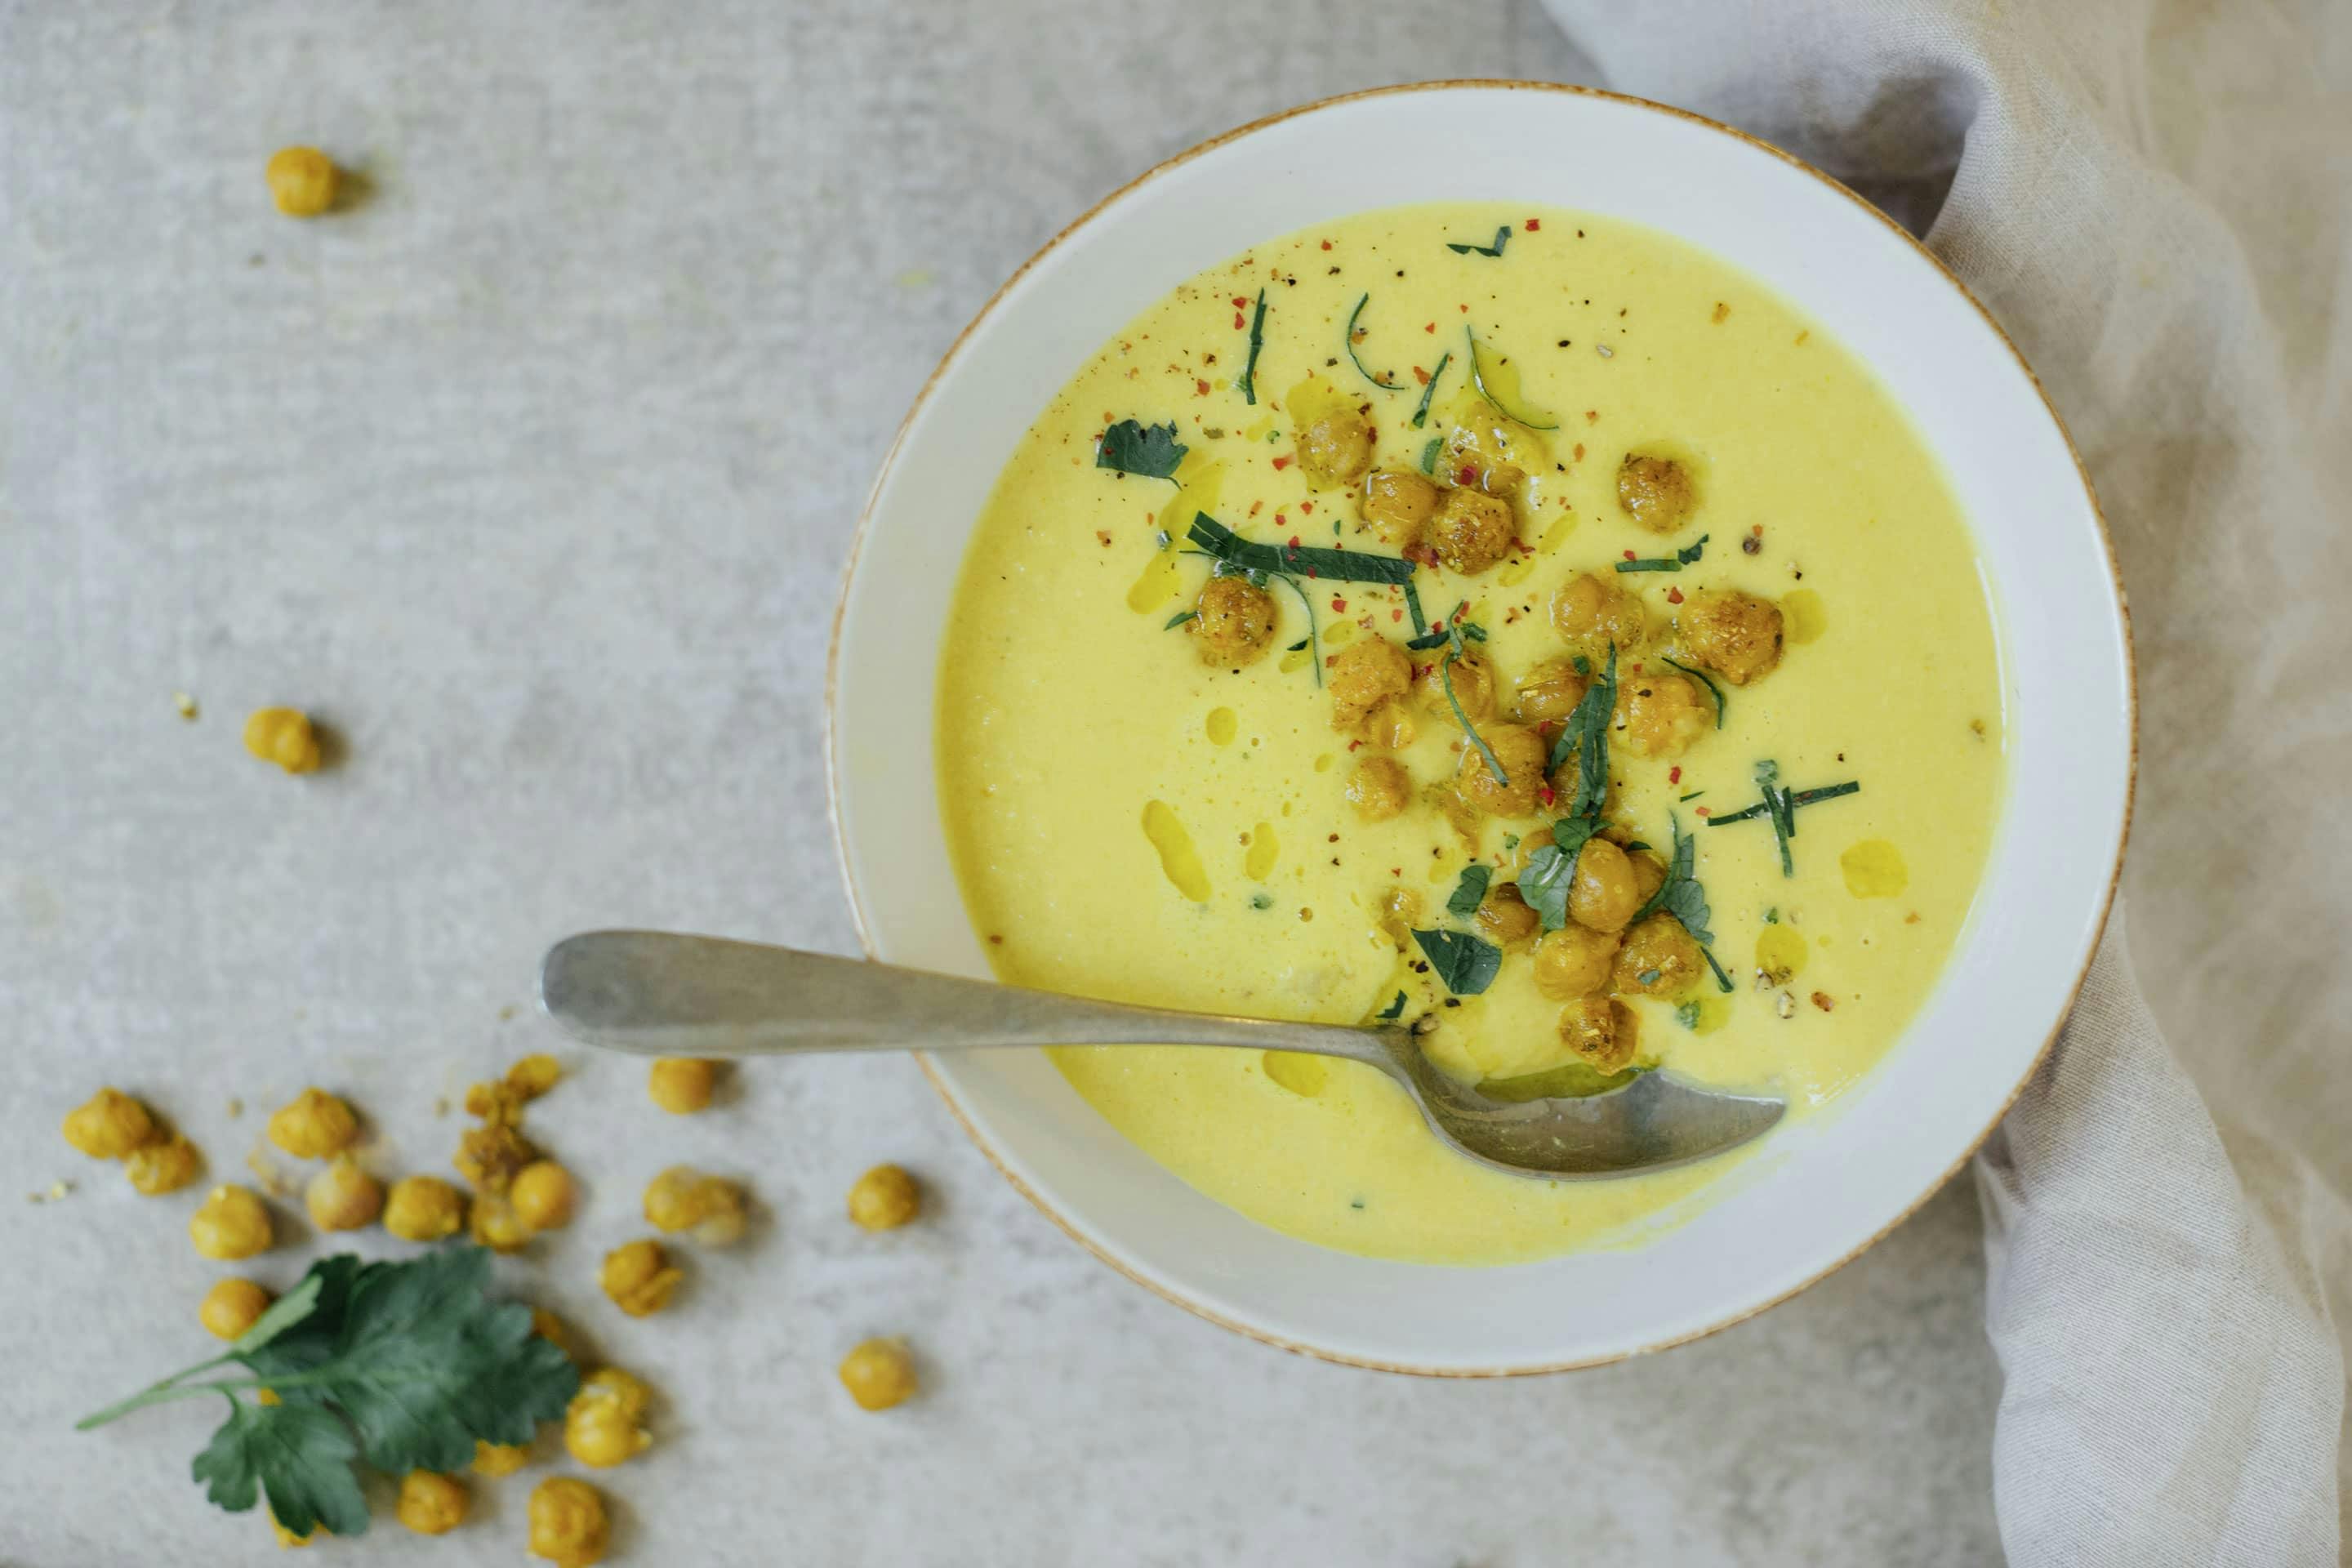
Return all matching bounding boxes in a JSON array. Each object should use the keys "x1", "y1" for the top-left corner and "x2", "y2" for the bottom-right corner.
[
  {"x1": 1140, "y1": 800, "x2": 1210, "y2": 902},
  {"x1": 1263, "y1": 1051, "x2": 1330, "y2": 1097},
  {"x1": 1205, "y1": 707, "x2": 1237, "y2": 745},
  {"x1": 1756, "y1": 924, "x2": 1808, "y2": 982},
  {"x1": 1782, "y1": 588, "x2": 1828, "y2": 645},
  {"x1": 1244, "y1": 822, "x2": 1280, "y2": 880},
  {"x1": 1841, "y1": 840, "x2": 1909, "y2": 898}
]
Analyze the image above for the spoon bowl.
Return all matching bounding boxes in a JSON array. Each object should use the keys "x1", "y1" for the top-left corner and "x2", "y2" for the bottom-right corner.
[{"x1": 539, "y1": 930, "x2": 1782, "y2": 1178}]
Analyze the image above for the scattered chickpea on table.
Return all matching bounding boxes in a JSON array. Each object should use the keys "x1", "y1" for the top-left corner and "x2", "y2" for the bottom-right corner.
[
  {"x1": 838, "y1": 1339, "x2": 919, "y2": 1412},
  {"x1": 528, "y1": 1477, "x2": 610, "y2": 1567},
  {"x1": 242, "y1": 706, "x2": 323, "y2": 773},
  {"x1": 198, "y1": 1278, "x2": 272, "y2": 1341},
  {"x1": 189, "y1": 1183, "x2": 274, "y2": 1260},
  {"x1": 564, "y1": 1368, "x2": 653, "y2": 1468},
  {"x1": 599, "y1": 1239, "x2": 682, "y2": 1317},
  {"x1": 263, "y1": 147, "x2": 337, "y2": 218},
  {"x1": 394, "y1": 1470, "x2": 469, "y2": 1536}
]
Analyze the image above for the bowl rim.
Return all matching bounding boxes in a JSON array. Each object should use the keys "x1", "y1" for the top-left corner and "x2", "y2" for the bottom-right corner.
[{"x1": 824, "y1": 78, "x2": 2138, "y2": 1375}]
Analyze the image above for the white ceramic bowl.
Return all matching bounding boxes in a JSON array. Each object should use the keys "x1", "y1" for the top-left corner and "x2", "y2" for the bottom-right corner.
[{"x1": 829, "y1": 82, "x2": 2132, "y2": 1374}]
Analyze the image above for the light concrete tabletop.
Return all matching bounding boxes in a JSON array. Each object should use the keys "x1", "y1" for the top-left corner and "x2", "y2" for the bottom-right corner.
[{"x1": 0, "y1": 3, "x2": 2001, "y2": 1562}]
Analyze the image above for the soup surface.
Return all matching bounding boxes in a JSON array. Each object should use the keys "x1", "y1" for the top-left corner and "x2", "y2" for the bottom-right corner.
[{"x1": 937, "y1": 203, "x2": 2003, "y2": 1264}]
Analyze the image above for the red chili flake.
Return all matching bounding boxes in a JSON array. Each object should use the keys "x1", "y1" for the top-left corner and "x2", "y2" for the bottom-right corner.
[
  {"x1": 1233, "y1": 311, "x2": 1245, "y2": 329},
  {"x1": 1391, "y1": 608, "x2": 1403, "y2": 621},
  {"x1": 1413, "y1": 365, "x2": 1431, "y2": 385},
  {"x1": 1249, "y1": 500, "x2": 1263, "y2": 515},
  {"x1": 1095, "y1": 529, "x2": 1112, "y2": 547},
  {"x1": 1525, "y1": 218, "x2": 1540, "y2": 231},
  {"x1": 1536, "y1": 786, "x2": 1557, "y2": 807},
  {"x1": 1271, "y1": 455, "x2": 1293, "y2": 470},
  {"x1": 1287, "y1": 534, "x2": 1301, "y2": 547},
  {"x1": 1456, "y1": 466, "x2": 1479, "y2": 487},
  {"x1": 1305, "y1": 568, "x2": 1318, "y2": 579},
  {"x1": 1668, "y1": 766, "x2": 1682, "y2": 785},
  {"x1": 1348, "y1": 739, "x2": 1362, "y2": 751},
  {"x1": 1232, "y1": 296, "x2": 1248, "y2": 309},
  {"x1": 1424, "y1": 322, "x2": 1437, "y2": 334},
  {"x1": 1321, "y1": 239, "x2": 1333, "y2": 251},
  {"x1": 1585, "y1": 410, "x2": 1599, "y2": 423},
  {"x1": 1391, "y1": 866, "x2": 1402, "y2": 876},
  {"x1": 1195, "y1": 379, "x2": 1209, "y2": 395},
  {"x1": 1572, "y1": 443, "x2": 1586, "y2": 461},
  {"x1": 1458, "y1": 303, "x2": 1468, "y2": 314},
  {"x1": 1298, "y1": 501, "x2": 1314, "y2": 514},
  {"x1": 1623, "y1": 549, "x2": 1638, "y2": 560},
  {"x1": 1695, "y1": 806, "x2": 1711, "y2": 817},
  {"x1": 1666, "y1": 586, "x2": 1685, "y2": 604},
  {"x1": 1330, "y1": 597, "x2": 1346, "y2": 612}
]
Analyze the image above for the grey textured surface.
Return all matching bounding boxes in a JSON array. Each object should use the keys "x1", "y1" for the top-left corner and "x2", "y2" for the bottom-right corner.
[{"x1": 0, "y1": 3, "x2": 2002, "y2": 1562}]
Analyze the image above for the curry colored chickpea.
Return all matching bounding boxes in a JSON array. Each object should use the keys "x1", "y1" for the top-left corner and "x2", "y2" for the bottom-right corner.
[
  {"x1": 267, "y1": 1087, "x2": 357, "y2": 1159},
  {"x1": 1533, "y1": 924, "x2": 1623, "y2": 1000},
  {"x1": 1567, "y1": 837, "x2": 1644, "y2": 934},
  {"x1": 62, "y1": 1087, "x2": 155, "y2": 1159},
  {"x1": 305, "y1": 1155, "x2": 384, "y2": 1232},
  {"x1": 264, "y1": 147, "x2": 338, "y2": 217},
  {"x1": 641, "y1": 1166, "x2": 747, "y2": 1246},
  {"x1": 199, "y1": 1277, "x2": 274, "y2": 1341},
  {"x1": 126, "y1": 1133, "x2": 203, "y2": 1195},
  {"x1": 1443, "y1": 417, "x2": 1537, "y2": 497},
  {"x1": 1512, "y1": 659, "x2": 1589, "y2": 724},
  {"x1": 1549, "y1": 572, "x2": 1646, "y2": 665},
  {"x1": 1189, "y1": 574, "x2": 1279, "y2": 668},
  {"x1": 1454, "y1": 724, "x2": 1548, "y2": 819},
  {"x1": 471, "y1": 1440, "x2": 531, "y2": 1478},
  {"x1": 1427, "y1": 487, "x2": 1517, "y2": 575},
  {"x1": 1473, "y1": 884, "x2": 1540, "y2": 951},
  {"x1": 1677, "y1": 587, "x2": 1784, "y2": 685},
  {"x1": 470, "y1": 1190, "x2": 532, "y2": 1254},
  {"x1": 1613, "y1": 670, "x2": 1712, "y2": 760},
  {"x1": 454, "y1": 1121, "x2": 537, "y2": 1192},
  {"x1": 243, "y1": 707, "x2": 323, "y2": 773},
  {"x1": 838, "y1": 1338, "x2": 918, "y2": 1411},
  {"x1": 1616, "y1": 452, "x2": 1698, "y2": 532},
  {"x1": 1345, "y1": 755, "x2": 1412, "y2": 823},
  {"x1": 1414, "y1": 648, "x2": 1496, "y2": 722},
  {"x1": 189, "y1": 1183, "x2": 273, "y2": 1259},
  {"x1": 1328, "y1": 636, "x2": 1412, "y2": 731},
  {"x1": 600, "y1": 1239, "x2": 683, "y2": 1317},
  {"x1": 1614, "y1": 915, "x2": 1704, "y2": 998},
  {"x1": 383, "y1": 1174, "x2": 467, "y2": 1243},
  {"x1": 847, "y1": 1164, "x2": 921, "y2": 1231},
  {"x1": 1561, "y1": 994, "x2": 1640, "y2": 1074},
  {"x1": 1298, "y1": 408, "x2": 1375, "y2": 484},
  {"x1": 395, "y1": 1470, "x2": 469, "y2": 1536},
  {"x1": 1358, "y1": 468, "x2": 1441, "y2": 546},
  {"x1": 510, "y1": 1160, "x2": 578, "y2": 1232},
  {"x1": 564, "y1": 1369, "x2": 653, "y2": 1468},
  {"x1": 506, "y1": 1052, "x2": 563, "y2": 1099},
  {"x1": 646, "y1": 1057, "x2": 717, "y2": 1115},
  {"x1": 528, "y1": 1477, "x2": 611, "y2": 1567}
]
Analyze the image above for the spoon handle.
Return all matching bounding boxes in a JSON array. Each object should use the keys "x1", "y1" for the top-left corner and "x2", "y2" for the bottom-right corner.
[{"x1": 539, "y1": 930, "x2": 1390, "y2": 1064}]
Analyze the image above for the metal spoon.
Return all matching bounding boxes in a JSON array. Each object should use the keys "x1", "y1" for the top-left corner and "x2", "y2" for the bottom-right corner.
[{"x1": 538, "y1": 930, "x2": 1784, "y2": 1178}]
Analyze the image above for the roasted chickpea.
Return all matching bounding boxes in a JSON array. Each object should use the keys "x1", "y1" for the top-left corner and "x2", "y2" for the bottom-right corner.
[
  {"x1": 506, "y1": 1053, "x2": 563, "y2": 1100},
  {"x1": 1189, "y1": 574, "x2": 1279, "y2": 667},
  {"x1": 642, "y1": 1166, "x2": 747, "y2": 1246},
  {"x1": 1329, "y1": 637, "x2": 1412, "y2": 731},
  {"x1": 1374, "y1": 887, "x2": 1423, "y2": 951},
  {"x1": 63, "y1": 1087, "x2": 155, "y2": 1159},
  {"x1": 1298, "y1": 408, "x2": 1375, "y2": 483},
  {"x1": 1414, "y1": 648, "x2": 1495, "y2": 722},
  {"x1": 1473, "y1": 884, "x2": 1540, "y2": 950},
  {"x1": 1614, "y1": 671, "x2": 1712, "y2": 760},
  {"x1": 847, "y1": 1164, "x2": 922, "y2": 1231},
  {"x1": 564, "y1": 1369, "x2": 653, "y2": 1468},
  {"x1": 601, "y1": 1239, "x2": 683, "y2": 1316},
  {"x1": 1533, "y1": 924, "x2": 1622, "y2": 1000},
  {"x1": 1454, "y1": 724, "x2": 1548, "y2": 818},
  {"x1": 243, "y1": 706, "x2": 322, "y2": 773},
  {"x1": 1358, "y1": 469, "x2": 1441, "y2": 545},
  {"x1": 1443, "y1": 415, "x2": 1539, "y2": 497},
  {"x1": 1549, "y1": 572, "x2": 1647, "y2": 665},
  {"x1": 1361, "y1": 697, "x2": 1419, "y2": 751},
  {"x1": 1345, "y1": 755, "x2": 1412, "y2": 823},
  {"x1": 470, "y1": 1190, "x2": 532, "y2": 1254},
  {"x1": 200, "y1": 1277, "x2": 273, "y2": 1341},
  {"x1": 1512, "y1": 660, "x2": 1589, "y2": 724},
  {"x1": 126, "y1": 1133, "x2": 203, "y2": 1195},
  {"x1": 1614, "y1": 915, "x2": 1704, "y2": 998},
  {"x1": 1677, "y1": 588, "x2": 1784, "y2": 685},
  {"x1": 454, "y1": 1121, "x2": 537, "y2": 1192},
  {"x1": 472, "y1": 1440, "x2": 531, "y2": 1478},
  {"x1": 189, "y1": 1184, "x2": 273, "y2": 1260},
  {"x1": 267, "y1": 1088, "x2": 357, "y2": 1160},
  {"x1": 396, "y1": 1471, "x2": 469, "y2": 1536},
  {"x1": 384, "y1": 1174, "x2": 467, "y2": 1242},
  {"x1": 264, "y1": 148, "x2": 337, "y2": 218},
  {"x1": 528, "y1": 1477, "x2": 611, "y2": 1567},
  {"x1": 1567, "y1": 837, "x2": 1643, "y2": 933},
  {"x1": 1616, "y1": 452, "x2": 1697, "y2": 532},
  {"x1": 305, "y1": 1156, "x2": 384, "y2": 1232},
  {"x1": 1628, "y1": 849, "x2": 1668, "y2": 907},
  {"x1": 838, "y1": 1338, "x2": 918, "y2": 1412},
  {"x1": 646, "y1": 1057, "x2": 718, "y2": 1115},
  {"x1": 1560, "y1": 994, "x2": 1641, "y2": 1073},
  {"x1": 1428, "y1": 488, "x2": 1517, "y2": 575},
  {"x1": 510, "y1": 1160, "x2": 578, "y2": 1232}
]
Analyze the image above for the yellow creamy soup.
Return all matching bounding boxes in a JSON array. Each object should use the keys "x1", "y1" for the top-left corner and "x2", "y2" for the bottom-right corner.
[{"x1": 938, "y1": 203, "x2": 2003, "y2": 1265}]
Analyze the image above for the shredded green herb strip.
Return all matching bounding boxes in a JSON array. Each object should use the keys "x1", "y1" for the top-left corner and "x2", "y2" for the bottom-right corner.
[
  {"x1": 1675, "y1": 999, "x2": 1703, "y2": 1030},
  {"x1": 1236, "y1": 288, "x2": 1267, "y2": 406},
  {"x1": 1707, "y1": 771, "x2": 1860, "y2": 875},
  {"x1": 1661, "y1": 657, "x2": 1726, "y2": 728},
  {"x1": 1096, "y1": 419, "x2": 1188, "y2": 480},
  {"x1": 1520, "y1": 816, "x2": 1601, "y2": 931},
  {"x1": 1613, "y1": 535, "x2": 1711, "y2": 573},
  {"x1": 1375, "y1": 990, "x2": 1408, "y2": 1022},
  {"x1": 1444, "y1": 657, "x2": 1508, "y2": 786},
  {"x1": 1411, "y1": 352, "x2": 1451, "y2": 430},
  {"x1": 1446, "y1": 225, "x2": 1512, "y2": 257},
  {"x1": 1164, "y1": 610, "x2": 1199, "y2": 630},
  {"x1": 1411, "y1": 928, "x2": 1502, "y2": 995},
  {"x1": 1708, "y1": 779, "x2": 1862, "y2": 825},
  {"x1": 1343, "y1": 293, "x2": 1402, "y2": 392},
  {"x1": 1446, "y1": 864, "x2": 1493, "y2": 918},
  {"x1": 1464, "y1": 327, "x2": 1560, "y2": 430},
  {"x1": 77, "y1": 1249, "x2": 577, "y2": 1539},
  {"x1": 1268, "y1": 574, "x2": 1322, "y2": 688},
  {"x1": 1401, "y1": 577, "x2": 1428, "y2": 635},
  {"x1": 1187, "y1": 513, "x2": 1416, "y2": 585},
  {"x1": 1418, "y1": 435, "x2": 1443, "y2": 474},
  {"x1": 1546, "y1": 644, "x2": 1619, "y2": 819}
]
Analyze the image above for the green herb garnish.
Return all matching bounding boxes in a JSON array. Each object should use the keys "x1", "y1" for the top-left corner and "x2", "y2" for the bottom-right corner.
[
  {"x1": 1411, "y1": 352, "x2": 1451, "y2": 430},
  {"x1": 1763, "y1": 906, "x2": 1780, "y2": 923},
  {"x1": 1375, "y1": 990, "x2": 1408, "y2": 1022},
  {"x1": 1096, "y1": 419, "x2": 1188, "y2": 480},
  {"x1": 1707, "y1": 767, "x2": 1860, "y2": 875},
  {"x1": 1410, "y1": 928, "x2": 1501, "y2": 995},
  {"x1": 1707, "y1": 779, "x2": 1861, "y2": 826},
  {"x1": 1402, "y1": 577, "x2": 1428, "y2": 635},
  {"x1": 1547, "y1": 644, "x2": 1619, "y2": 819},
  {"x1": 1519, "y1": 816, "x2": 1601, "y2": 931},
  {"x1": 1675, "y1": 1000, "x2": 1703, "y2": 1030},
  {"x1": 1236, "y1": 288, "x2": 1267, "y2": 405},
  {"x1": 1446, "y1": 864, "x2": 1493, "y2": 917},
  {"x1": 1187, "y1": 513, "x2": 1415, "y2": 585},
  {"x1": 1165, "y1": 610, "x2": 1199, "y2": 630},
  {"x1": 1444, "y1": 658, "x2": 1508, "y2": 786},
  {"x1": 1250, "y1": 891, "x2": 1274, "y2": 910},
  {"x1": 1613, "y1": 535, "x2": 1710, "y2": 573},
  {"x1": 1446, "y1": 225, "x2": 1512, "y2": 258},
  {"x1": 1627, "y1": 814, "x2": 1734, "y2": 992},
  {"x1": 1661, "y1": 657, "x2": 1725, "y2": 728},
  {"x1": 77, "y1": 1249, "x2": 577, "y2": 1539},
  {"x1": 1464, "y1": 327, "x2": 1560, "y2": 430},
  {"x1": 1343, "y1": 294, "x2": 1401, "y2": 392}
]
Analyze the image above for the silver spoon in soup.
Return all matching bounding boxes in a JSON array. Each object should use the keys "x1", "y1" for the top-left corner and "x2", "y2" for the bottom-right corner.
[{"x1": 539, "y1": 931, "x2": 1783, "y2": 1178}]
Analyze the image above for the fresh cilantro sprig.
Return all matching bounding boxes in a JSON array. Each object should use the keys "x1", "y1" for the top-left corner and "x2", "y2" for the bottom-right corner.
[
  {"x1": 1095, "y1": 419, "x2": 1187, "y2": 479},
  {"x1": 77, "y1": 1249, "x2": 578, "y2": 1539}
]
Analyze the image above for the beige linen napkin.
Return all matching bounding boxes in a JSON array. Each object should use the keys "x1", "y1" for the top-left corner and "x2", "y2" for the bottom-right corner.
[{"x1": 1540, "y1": 0, "x2": 2352, "y2": 1560}]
